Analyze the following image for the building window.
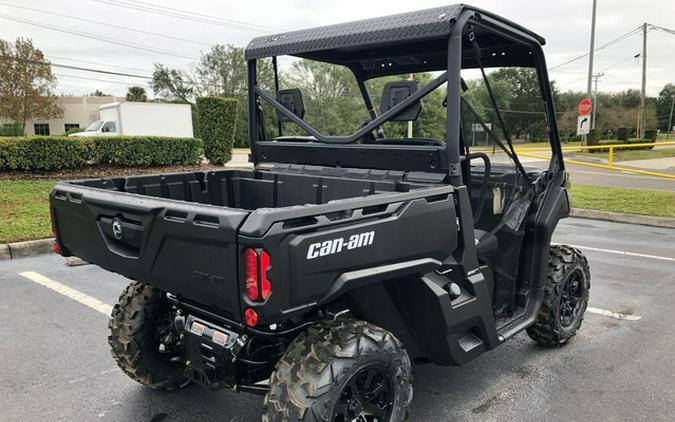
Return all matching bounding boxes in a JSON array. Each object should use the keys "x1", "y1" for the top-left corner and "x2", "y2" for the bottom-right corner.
[
  {"x1": 34, "y1": 123, "x2": 50, "y2": 136},
  {"x1": 64, "y1": 123, "x2": 80, "y2": 132}
]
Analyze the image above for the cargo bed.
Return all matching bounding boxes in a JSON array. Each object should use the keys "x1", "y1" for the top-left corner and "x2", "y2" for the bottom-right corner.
[{"x1": 50, "y1": 167, "x2": 456, "y2": 322}]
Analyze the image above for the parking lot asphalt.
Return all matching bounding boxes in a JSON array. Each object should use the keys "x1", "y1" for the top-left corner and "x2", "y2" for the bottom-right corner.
[{"x1": 1, "y1": 217, "x2": 673, "y2": 422}]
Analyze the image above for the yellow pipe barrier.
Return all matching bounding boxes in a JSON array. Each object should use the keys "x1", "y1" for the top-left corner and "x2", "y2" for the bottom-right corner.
[
  {"x1": 515, "y1": 151, "x2": 675, "y2": 180},
  {"x1": 474, "y1": 140, "x2": 675, "y2": 180}
]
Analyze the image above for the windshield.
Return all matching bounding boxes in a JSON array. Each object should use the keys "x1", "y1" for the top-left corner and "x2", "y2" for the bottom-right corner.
[{"x1": 85, "y1": 120, "x2": 104, "y2": 132}]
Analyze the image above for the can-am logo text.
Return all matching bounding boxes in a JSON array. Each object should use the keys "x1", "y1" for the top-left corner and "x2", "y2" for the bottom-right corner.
[{"x1": 306, "y1": 231, "x2": 375, "y2": 260}]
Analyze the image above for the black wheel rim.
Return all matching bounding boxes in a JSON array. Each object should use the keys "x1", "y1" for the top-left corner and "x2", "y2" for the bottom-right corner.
[
  {"x1": 560, "y1": 269, "x2": 585, "y2": 327},
  {"x1": 332, "y1": 366, "x2": 394, "y2": 422}
]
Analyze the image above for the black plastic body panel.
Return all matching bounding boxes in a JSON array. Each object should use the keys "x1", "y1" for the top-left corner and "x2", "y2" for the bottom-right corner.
[{"x1": 50, "y1": 183, "x2": 249, "y2": 320}]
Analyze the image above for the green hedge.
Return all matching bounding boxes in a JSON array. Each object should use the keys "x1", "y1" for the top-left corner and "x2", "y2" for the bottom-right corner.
[
  {"x1": 197, "y1": 96, "x2": 238, "y2": 165},
  {"x1": 644, "y1": 129, "x2": 658, "y2": 141},
  {"x1": 0, "y1": 136, "x2": 202, "y2": 171},
  {"x1": 622, "y1": 138, "x2": 654, "y2": 150},
  {"x1": 0, "y1": 123, "x2": 25, "y2": 137},
  {"x1": 587, "y1": 129, "x2": 600, "y2": 146},
  {"x1": 617, "y1": 127, "x2": 631, "y2": 142}
]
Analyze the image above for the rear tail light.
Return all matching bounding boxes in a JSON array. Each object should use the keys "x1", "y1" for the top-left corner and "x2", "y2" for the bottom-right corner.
[
  {"x1": 244, "y1": 248, "x2": 272, "y2": 302},
  {"x1": 244, "y1": 248, "x2": 259, "y2": 301},
  {"x1": 260, "y1": 251, "x2": 271, "y2": 300},
  {"x1": 244, "y1": 308, "x2": 258, "y2": 327}
]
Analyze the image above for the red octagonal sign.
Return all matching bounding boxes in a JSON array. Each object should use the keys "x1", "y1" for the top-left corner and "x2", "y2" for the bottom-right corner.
[{"x1": 578, "y1": 98, "x2": 592, "y2": 116}]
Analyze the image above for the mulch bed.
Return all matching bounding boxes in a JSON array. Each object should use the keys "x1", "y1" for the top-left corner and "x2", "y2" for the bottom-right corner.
[{"x1": 0, "y1": 164, "x2": 227, "y2": 181}]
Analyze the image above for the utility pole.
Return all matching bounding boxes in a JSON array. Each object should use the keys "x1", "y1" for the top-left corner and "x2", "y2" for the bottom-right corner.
[
  {"x1": 591, "y1": 73, "x2": 604, "y2": 130},
  {"x1": 639, "y1": 22, "x2": 648, "y2": 139},
  {"x1": 667, "y1": 95, "x2": 675, "y2": 140},
  {"x1": 584, "y1": 0, "x2": 598, "y2": 145}
]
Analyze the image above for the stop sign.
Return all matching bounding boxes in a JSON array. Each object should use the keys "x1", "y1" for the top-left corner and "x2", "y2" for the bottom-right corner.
[{"x1": 578, "y1": 98, "x2": 592, "y2": 116}]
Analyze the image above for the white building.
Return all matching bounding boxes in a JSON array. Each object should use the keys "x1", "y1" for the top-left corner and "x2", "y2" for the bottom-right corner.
[{"x1": 9, "y1": 96, "x2": 124, "y2": 136}]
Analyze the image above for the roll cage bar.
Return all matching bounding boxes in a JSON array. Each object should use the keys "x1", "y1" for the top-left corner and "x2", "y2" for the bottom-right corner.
[{"x1": 246, "y1": 9, "x2": 563, "y2": 185}]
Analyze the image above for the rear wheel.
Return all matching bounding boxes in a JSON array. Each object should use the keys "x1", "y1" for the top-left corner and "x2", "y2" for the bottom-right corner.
[
  {"x1": 108, "y1": 282, "x2": 190, "y2": 390},
  {"x1": 263, "y1": 319, "x2": 412, "y2": 422},
  {"x1": 527, "y1": 245, "x2": 591, "y2": 347}
]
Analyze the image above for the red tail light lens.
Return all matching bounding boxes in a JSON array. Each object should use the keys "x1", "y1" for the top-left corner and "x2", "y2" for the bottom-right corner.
[
  {"x1": 244, "y1": 308, "x2": 258, "y2": 327},
  {"x1": 260, "y1": 251, "x2": 271, "y2": 300},
  {"x1": 244, "y1": 248, "x2": 259, "y2": 301}
]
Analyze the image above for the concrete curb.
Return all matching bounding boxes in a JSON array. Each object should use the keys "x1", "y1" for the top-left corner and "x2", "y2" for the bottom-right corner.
[
  {"x1": 570, "y1": 208, "x2": 675, "y2": 229},
  {"x1": 0, "y1": 238, "x2": 54, "y2": 260}
]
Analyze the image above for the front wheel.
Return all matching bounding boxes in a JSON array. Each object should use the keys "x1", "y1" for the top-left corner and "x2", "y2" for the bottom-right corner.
[
  {"x1": 263, "y1": 319, "x2": 413, "y2": 422},
  {"x1": 527, "y1": 245, "x2": 591, "y2": 347}
]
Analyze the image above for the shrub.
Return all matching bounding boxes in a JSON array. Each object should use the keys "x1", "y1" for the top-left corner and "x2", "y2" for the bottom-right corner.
[
  {"x1": 197, "y1": 96, "x2": 238, "y2": 165},
  {"x1": 617, "y1": 127, "x2": 631, "y2": 142},
  {"x1": 0, "y1": 122, "x2": 25, "y2": 137},
  {"x1": 0, "y1": 136, "x2": 88, "y2": 170},
  {"x1": 644, "y1": 129, "x2": 658, "y2": 141},
  {"x1": 587, "y1": 129, "x2": 600, "y2": 145},
  {"x1": 0, "y1": 136, "x2": 202, "y2": 171},
  {"x1": 88, "y1": 137, "x2": 202, "y2": 166},
  {"x1": 622, "y1": 138, "x2": 654, "y2": 151},
  {"x1": 65, "y1": 127, "x2": 85, "y2": 135}
]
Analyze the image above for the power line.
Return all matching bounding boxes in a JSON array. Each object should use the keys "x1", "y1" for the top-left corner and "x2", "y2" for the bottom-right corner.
[
  {"x1": 93, "y1": 0, "x2": 281, "y2": 33},
  {"x1": 549, "y1": 26, "x2": 643, "y2": 71},
  {"x1": 0, "y1": 12, "x2": 200, "y2": 60},
  {"x1": 0, "y1": 55, "x2": 153, "y2": 79},
  {"x1": 55, "y1": 73, "x2": 149, "y2": 86},
  {"x1": 0, "y1": 1, "x2": 211, "y2": 47},
  {"x1": 47, "y1": 55, "x2": 153, "y2": 74},
  {"x1": 651, "y1": 24, "x2": 675, "y2": 37},
  {"x1": 556, "y1": 54, "x2": 640, "y2": 88}
]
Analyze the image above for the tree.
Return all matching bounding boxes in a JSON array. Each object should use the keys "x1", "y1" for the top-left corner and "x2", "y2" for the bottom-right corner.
[
  {"x1": 285, "y1": 59, "x2": 365, "y2": 136},
  {"x1": 152, "y1": 44, "x2": 274, "y2": 146},
  {"x1": 656, "y1": 83, "x2": 675, "y2": 132},
  {"x1": 126, "y1": 86, "x2": 147, "y2": 102},
  {"x1": 0, "y1": 38, "x2": 62, "y2": 128},
  {"x1": 89, "y1": 89, "x2": 112, "y2": 97}
]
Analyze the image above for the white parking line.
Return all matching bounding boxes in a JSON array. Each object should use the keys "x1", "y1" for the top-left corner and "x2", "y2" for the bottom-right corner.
[
  {"x1": 565, "y1": 244, "x2": 675, "y2": 263},
  {"x1": 18, "y1": 271, "x2": 113, "y2": 316},
  {"x1": 587, "y1": 307, "x2": 641, "y2": 321}
]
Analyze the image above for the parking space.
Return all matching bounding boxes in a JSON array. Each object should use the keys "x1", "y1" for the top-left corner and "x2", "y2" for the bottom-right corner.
[{"x1": 1, "y1": 218, "x2": 673, "y2": 421}]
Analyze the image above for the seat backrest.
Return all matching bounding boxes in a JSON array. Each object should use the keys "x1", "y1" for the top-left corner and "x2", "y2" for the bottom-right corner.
[
  {"x1": 276, "y1": 88, "x2": 305, "y2": 122},
  {"x1": 380, "y1": 80, "x2": 422, "y2": 121}
]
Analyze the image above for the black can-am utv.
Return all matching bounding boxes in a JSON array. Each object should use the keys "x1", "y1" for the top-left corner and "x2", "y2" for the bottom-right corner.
[{"x1": 50, "y1": 4, "x2": 590, "y2": 421}]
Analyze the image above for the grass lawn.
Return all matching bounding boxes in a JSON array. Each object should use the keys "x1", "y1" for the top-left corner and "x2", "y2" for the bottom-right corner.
[
  {"x1": 0, "y1": 180, "x2": 55, "y2": 243},
  {"x1": 570, "y1": 184, "x2": 675, "y2": 218},
  {"x1": 1, "y1": 180, "x2": 673, "y2": 243}
]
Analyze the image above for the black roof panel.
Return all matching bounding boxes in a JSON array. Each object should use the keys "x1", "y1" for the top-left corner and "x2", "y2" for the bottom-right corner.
[{"x1": 245, "y1": 4, "x2": 544, "y2": 60}]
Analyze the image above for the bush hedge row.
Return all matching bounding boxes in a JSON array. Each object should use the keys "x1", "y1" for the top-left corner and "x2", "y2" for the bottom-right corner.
[
  {"x1": 0, "y1": 136, "x2": 203, "y2": 171},
  {"x1": 197, "y1": 96, "x2": 238, "y2": 165}
]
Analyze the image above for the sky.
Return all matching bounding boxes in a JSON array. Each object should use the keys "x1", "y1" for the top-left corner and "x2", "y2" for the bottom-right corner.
[{"x1": 1, "y1": 0, "x2": 674, "y2": 98}]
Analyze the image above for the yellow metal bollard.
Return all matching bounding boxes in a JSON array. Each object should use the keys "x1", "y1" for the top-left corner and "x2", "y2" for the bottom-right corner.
[{"x1": 608, "y1": 146, "x2": 614, "y2": 168}]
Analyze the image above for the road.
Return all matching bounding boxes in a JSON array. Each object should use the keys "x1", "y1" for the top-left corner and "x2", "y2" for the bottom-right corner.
[
  {"x1": 1, "y1": 218, "x2": 674, "y2": 421},
  {"x1": 565, "y1": 162, "x2": 675, "y2": 192}
]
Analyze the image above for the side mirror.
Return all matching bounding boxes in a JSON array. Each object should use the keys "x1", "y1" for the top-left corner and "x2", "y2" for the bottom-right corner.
[{"x1": 276, "y1": 88, "x2": 305, "y2": 122}]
